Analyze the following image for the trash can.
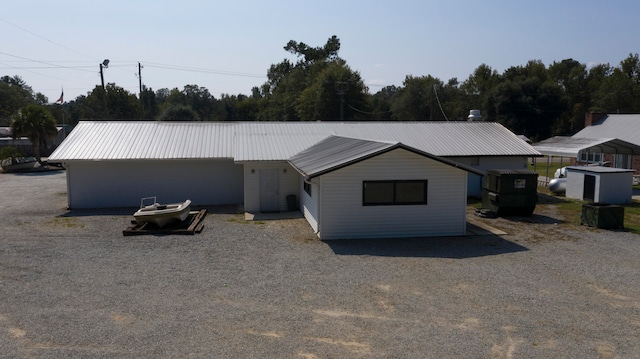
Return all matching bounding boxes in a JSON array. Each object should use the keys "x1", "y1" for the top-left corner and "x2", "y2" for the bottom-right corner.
[
  {"x1": 580, "y1": 203, "x2": 624, "y2": 229},
  {"x1": 286, "y1": 195, "x2": 297, "y2": 211},
  {"x1": 482, "y1": 169, "x2": 538, "y2": 216}
]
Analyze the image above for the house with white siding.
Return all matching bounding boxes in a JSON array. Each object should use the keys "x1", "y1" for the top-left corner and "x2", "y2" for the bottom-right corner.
[{"x1": 49, "y1": 121, "x2": 540, "y2": 239}]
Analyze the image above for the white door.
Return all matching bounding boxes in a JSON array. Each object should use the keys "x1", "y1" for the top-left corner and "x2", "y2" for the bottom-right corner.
[{"x1": 260, "y1": 169, "x2": 279, "y2": 212}]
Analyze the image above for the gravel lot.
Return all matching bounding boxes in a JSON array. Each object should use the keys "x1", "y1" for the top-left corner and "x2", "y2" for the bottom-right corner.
[{"x1": 1, "y1": 170, "x2": 639, "y2": 358}]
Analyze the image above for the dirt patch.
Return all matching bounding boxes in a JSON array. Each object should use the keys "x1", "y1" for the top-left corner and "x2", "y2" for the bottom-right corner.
[{"x1": 469, "y1": 199, "x2": 591, "y2": 243}]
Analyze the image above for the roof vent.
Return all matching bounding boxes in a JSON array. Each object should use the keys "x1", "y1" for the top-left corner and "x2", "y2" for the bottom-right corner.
[{"x1": 468, "y1": 109, "x2": 482, "y2": 122}]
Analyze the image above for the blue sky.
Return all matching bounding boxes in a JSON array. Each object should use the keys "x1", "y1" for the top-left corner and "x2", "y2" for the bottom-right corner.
[{"x1": 2, "y1": 0, "x2": 638, "y2": 102}]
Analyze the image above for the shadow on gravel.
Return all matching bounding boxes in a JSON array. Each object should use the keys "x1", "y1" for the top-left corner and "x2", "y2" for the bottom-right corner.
[
  {"x1": 325, "y1": 235, "x2": 528, "y2": 258},
  {"x1": 500, "y1": 213, "x2": 566, "y2": 225},
  {"x1": 6, "y1": 168, "x2": 64, "y2": 176},
  {"x1": 58, "y1": 204, "x2": 241, "y2": 217},
  {"x1": 59, "y1": 208, "x2": 136, "y2": 217}
]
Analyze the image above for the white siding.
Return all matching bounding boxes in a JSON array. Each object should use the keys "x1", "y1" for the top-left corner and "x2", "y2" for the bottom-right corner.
[
  {"x1": 300, "y1": 179, "x2": 320, "y2": 233},
  {"x1": 598, "y1": 172, "x2": 633, "y2": 203},
  {"x1": 449, "y1": 156, "x2": 529, "y2": 197},
  {"x1": 66, "y1": 159, "x2": 243, "y2": 208},
  {"x1": 318, "y1": 149, "x2": 468, "y2": 240},
  {"x1": 242, "y1": 161, "x2": 300, "y2": 213},
  {"x1": 566, "y1": 169, "x2": 633, "y2": 204},
  {"x1": 565, "y1": 171, "x2": 585, "y2": 201}
]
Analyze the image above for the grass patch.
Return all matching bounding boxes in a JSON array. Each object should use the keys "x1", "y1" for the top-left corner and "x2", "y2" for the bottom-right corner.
[
  {"x1": 473, "y1": 186, "x2": 640, "y2": 235},
  {"x1": 528, "y1": 161, "x2": 564, "y2": 179},
  {"x1": 538, "y1": 187, "x2": 640, "y2": 234}
]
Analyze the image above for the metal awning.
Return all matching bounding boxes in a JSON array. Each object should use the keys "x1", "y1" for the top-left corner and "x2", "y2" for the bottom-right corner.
[{"x1": 532, "y1": 136, "x2": 640, "y2": 157}]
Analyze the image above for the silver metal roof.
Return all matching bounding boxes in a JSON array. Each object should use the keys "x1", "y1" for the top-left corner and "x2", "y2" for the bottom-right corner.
[
  {"x1": 574, "y1": 114, "x2": 640, "y2": 146},
  {"x1": 289, "y1": 135, "x2": 484, "y2": 179},
  {"x1": 566, "y1": 166, "x2": 635, "y2": 174},
  {"x1": 532, "y1": 136, "x2": 640, "y2": 157},
  {"x1": 288, "y1": 136, "x2": 397, "y2": 178},
  {"x1": 50, "y1": 121, "x2": 541, "y2": 161},
  {"x1": 49, "y1": 121, "x2": 236, "y2": 160},
  {"x1": 234, "y1": 121, "x2": 541, "y2": 161}
]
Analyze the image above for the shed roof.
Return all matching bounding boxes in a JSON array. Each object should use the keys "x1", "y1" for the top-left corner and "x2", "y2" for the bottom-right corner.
[
  {"x1": 532, "y1": 136, "x2": 640, "y2": 157},
  {"x1": 566, "y1": 166, "x2": 635, "y2": 174},
  {"x1": 49, "y1": 121, "x2": 541, "y2": 161},
  {"x1": 288, "y1": 136, "x2": 484, "y2": 179}
]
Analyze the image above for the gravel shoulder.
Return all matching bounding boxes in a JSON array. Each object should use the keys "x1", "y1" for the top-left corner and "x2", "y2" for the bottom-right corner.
[{"x1": 1, "y1": 171, "x2": 639, "y2": 358}]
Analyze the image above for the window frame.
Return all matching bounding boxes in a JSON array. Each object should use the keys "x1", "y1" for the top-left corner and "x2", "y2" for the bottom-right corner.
[
  {"x1": 579, "y1": 151, "x2": 602, "y2": 163},
  {"x1": 303, "y1": 181, "x2": 312, "y2": 196},
  {"x1": 362, "y1": 180, "x2": 428, "y2": 206}
]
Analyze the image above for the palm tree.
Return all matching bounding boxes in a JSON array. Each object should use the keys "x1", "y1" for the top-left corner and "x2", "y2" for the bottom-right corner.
[{"x1": 10, "y1": 105, "x2": 58, "y2": 164}]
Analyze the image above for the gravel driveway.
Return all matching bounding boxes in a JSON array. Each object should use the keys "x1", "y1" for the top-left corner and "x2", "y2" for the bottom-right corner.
[{"x1": 1, "y1": 171, "x2": 639, "y2": 358}]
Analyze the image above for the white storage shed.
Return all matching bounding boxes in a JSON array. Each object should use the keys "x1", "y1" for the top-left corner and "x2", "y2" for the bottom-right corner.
[{"x1": 565, "y1": 166, "x2": 634, "y2": 204}]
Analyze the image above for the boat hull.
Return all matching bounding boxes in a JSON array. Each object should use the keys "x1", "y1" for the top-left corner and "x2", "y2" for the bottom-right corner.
[
  {"x1": 134, "y1": 199, "x2": 192, "y2": 228},
  {"x1": 1, "y1": 157, "x2": 39, "y2": 172}
]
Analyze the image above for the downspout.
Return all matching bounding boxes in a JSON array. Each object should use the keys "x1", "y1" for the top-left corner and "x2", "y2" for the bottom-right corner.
[{"x1": 316, "y1": 176, "x2": 322, "y2": 236}]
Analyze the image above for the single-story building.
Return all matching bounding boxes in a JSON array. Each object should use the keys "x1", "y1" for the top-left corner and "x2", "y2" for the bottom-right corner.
[
  {"x1": 288, "y1": 135, "x2": 482, "y2": 239},
  {"x1": 49, "y1": 121, "x2": 540, "y2": 239},
  {"x1": 565, "y1": 166, "x2": 634, "y2": 204}
]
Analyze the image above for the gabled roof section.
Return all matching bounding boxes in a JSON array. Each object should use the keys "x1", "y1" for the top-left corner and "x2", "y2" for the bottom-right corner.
[
  {"x1": 532, "y1": 136, "x2": 640, "y2": 157},
  {"x1": 288, "y1": 135, "x2": 484, "y2": 179},
  {"x1": 573, "y1": 114, "x2": 640, "y2": 146},
  {"x1": 234, "y1": 121, "x2": 541, "y2": 161},
  {"x1": 50, "y1": 121, "x2": 541, "y2": 162},
  {"x1": 49, "y1": 121, "x2": 236, "y2": 160}
]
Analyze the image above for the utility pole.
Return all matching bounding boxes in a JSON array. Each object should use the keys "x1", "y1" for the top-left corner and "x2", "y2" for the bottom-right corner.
[
  {"x1": 138, "y1": 62, "x2": 143, "y2": 118},
  {"x1": 99, "y1": 59, "x2": 109, "y2": 90},
  {"x1": 336, "y1": 81, "x2": 347, "y2": 121},
  {"x1": 100, "y1": 63, "x2": 105, "y2": 90}
]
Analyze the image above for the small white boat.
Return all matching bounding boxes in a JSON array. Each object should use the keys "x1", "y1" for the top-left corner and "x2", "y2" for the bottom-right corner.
[
  {"x1": 1, "y1": 156, "x2": 40, "y2": 172},
  {"x1": 133, "y1": 197, "x2": 192, "y2": 228}
]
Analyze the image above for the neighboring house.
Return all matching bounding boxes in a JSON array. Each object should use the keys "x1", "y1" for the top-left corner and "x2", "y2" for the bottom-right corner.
[
  {"x1": 573, "y1": 112, "x2": 640, "y2": 172},
  {"x1": 532, "y1": 113, "x2": 640, "y2": 176},
  {"x1": 0, "y1": 126, "x2": 70, "y2": 157},
  {"x1": 49, "y1": 121, "x2": 539, "y2": 240}
]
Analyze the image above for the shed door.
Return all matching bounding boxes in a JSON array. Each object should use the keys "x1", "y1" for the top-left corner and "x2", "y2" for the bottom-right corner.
[
  {"x1": 260, "y1": 169, "x2": 279, "y2": 212},
  {"x1": 583, "y1": 174, "x2": 596, "y2": 202}
]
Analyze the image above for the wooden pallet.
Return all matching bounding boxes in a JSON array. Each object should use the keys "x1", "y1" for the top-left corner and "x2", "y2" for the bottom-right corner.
[{"x1": 123, "y1": 209, "x2": 207, "y2": 236}]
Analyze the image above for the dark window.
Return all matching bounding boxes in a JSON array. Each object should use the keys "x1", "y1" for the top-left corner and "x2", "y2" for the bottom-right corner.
[
  {"x1": 303, "y1": 181, "x2": 312, "y2": 196},
  {"x1": 363, "y1": 180, "x2": 427, "y2": 206}
]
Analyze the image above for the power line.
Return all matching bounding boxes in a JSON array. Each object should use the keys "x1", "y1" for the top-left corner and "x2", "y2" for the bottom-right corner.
[
  {"x1": 143, "y1": 62, "x2": 265, "y2": 79},
  {"x1": 0, "y1": 51, "x2": 95, "y2": 73},
  {"x1": 432, "y1": 85, "x2": 450, "y2": 121},
  {"x1": 345, "y1": 102, "x2": 392, "y2": 116},
  {"x1": 0, "y1": 18, "x2": 97, "y2": 61}
]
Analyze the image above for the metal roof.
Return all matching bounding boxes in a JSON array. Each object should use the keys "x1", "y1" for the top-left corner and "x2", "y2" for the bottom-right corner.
[
  {"x1": 289, "y1": 135, "x2": 485, "y2": 179},
  {"x1": 532, "y1": 136, "x2": 640, "y2": 157},
  {"x1": 50, "y1": 121, "x2": 541, "y2": 161},
  {"x1": 573, "y1": 114, "x2": 640, "y2": 146},
  {"x1": 288, "y1": 136, "x2": 397, "y2": 178},
  {"x1": 566, "y1": 166, "x2": 635, "y2": 174},
  {"x1": 49, "y1": 121, "x2": 236, "y2": 160},
  {"x1": 234, "y1": 121, "x2": 541, "y2": 161}
]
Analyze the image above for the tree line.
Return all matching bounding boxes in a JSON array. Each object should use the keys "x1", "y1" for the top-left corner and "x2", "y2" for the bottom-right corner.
[{"x1": 2, "y1": 36, "x2": 640, "y2": 143}]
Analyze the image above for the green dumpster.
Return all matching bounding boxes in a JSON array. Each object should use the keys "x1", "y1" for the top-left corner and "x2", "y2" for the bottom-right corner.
[{"x1": 482, "y1": 169, "x2": 538, "y2": 216}]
